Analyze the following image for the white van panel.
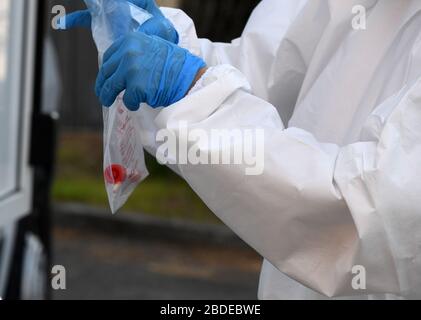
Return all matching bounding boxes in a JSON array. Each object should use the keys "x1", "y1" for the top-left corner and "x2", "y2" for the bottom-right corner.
[{"x1": 0, "y1": 0, "x2": 36, "y2": 226}]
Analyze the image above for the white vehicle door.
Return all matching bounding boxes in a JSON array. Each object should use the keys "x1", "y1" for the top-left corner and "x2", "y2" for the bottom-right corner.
[
  {"x1": 0, "y1": 0, "x2": 38, "y2": 295},
  {"x1": 0, "y1": 0, "x2": 37, "y2": 225}
]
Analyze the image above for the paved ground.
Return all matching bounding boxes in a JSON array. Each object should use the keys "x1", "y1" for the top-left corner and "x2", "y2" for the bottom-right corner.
[{"x1": 52, "y1": 214, "x2": 261, "y2": 300}]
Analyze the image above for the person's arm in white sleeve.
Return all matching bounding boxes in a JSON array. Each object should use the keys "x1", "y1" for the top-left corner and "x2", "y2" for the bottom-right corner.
[
  {"x1": 153, "y1": 64, "x2": 421, "y2": 298},
  {"x1": 161, "y1": 0, "x2": 309, "y2": 102}
]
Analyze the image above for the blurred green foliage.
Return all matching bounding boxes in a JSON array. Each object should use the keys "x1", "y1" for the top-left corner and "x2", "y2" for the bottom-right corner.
[{"x1": 53, "y1": 131, "x2": 220, "y2": 223}]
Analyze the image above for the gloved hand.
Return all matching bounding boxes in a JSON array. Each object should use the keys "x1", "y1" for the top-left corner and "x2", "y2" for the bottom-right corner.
[
  {"x1": 96, "y1": 32, "x2": 206, "y2": 110},
  {"x1": 65, "y1": 0, "x2": 179, "y2": 44}
]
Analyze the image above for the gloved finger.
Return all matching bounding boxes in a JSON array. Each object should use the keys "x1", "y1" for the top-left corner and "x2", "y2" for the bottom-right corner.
[
  {"x1": 99, "y1": 71, "x2": 127, "y2": 107},
  {"x1": 123, "y1": 87, "x2": 145, "y2": 111},
  {"x1": 64, "y1": 10, "x2": 92, "y2": 29},
  {"x1": 137, "y1": 19, "x2": 179, "y2": 44},
  {"x1": 122, "y1": 59, "x2": 147, "y2": 110},
  {"x1": 95, "y1": 54, "x2": 122, "y2": 97},
  {"x1": 103, "y1": 36, "x2": 126, "y2": 63},
  {"x1": 131, "y1": 0, "x2": 163, "y2": 17}
]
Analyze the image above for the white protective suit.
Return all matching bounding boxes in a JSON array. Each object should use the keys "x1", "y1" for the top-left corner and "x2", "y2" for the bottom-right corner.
[{"x1": 139, "y1": 0, "x2": 421, "y2": 299}]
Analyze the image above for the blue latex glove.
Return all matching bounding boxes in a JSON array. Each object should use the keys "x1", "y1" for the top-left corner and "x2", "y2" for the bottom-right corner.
[
  {"x1": 65, "y1": 0, "x2": 179, "y2": 44},
  {"x1": 96, "y1": 32, "x2": 206, "y2": 110}
]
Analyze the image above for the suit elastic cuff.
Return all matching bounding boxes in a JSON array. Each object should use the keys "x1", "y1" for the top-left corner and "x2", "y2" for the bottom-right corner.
[{"x1": 155, "y1": 65, "x2": 251, "y2": 130}]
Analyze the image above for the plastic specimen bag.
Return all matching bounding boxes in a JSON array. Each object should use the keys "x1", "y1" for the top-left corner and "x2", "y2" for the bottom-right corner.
[{"x1": 84, "y1": 0, "x2": 152, "y2": 213}]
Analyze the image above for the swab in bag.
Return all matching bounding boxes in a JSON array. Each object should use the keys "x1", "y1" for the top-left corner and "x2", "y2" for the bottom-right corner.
[{"x1": 83, "y1": 0, "x2": 152, "y2": 213}]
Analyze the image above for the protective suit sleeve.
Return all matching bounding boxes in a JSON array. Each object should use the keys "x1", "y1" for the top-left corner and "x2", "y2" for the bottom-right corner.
[
  {"x1": 153, "y1": 64, "x2": 421, "y2": 298},
  {"x1": 161, "y1": 0, "x2": 309, "y2": 102}
]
